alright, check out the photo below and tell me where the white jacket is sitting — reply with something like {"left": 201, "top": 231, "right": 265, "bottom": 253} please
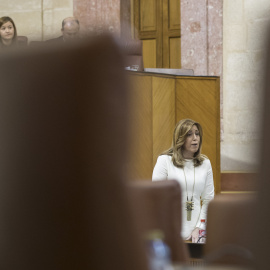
{"left": 152, "top": 155, "right": 215, "bottom": 239}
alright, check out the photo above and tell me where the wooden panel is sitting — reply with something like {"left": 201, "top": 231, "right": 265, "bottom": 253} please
{"left": 152, "top": 77, "right": 175, "bottom": 166}
{"left": 169, "top": 37, "right": 181, "bottom": 68}
{"left": 133, "top": 0, "right": 180, "bottom": 68}
{"left": 176, "top": 77, "right": 220, "bottom": 193}
{"left": 163, "top": 0, "right": 180, "bottom": 68}
{"left": 140, "top": 0, "right": 157, "bottom": 31}
{"left": 162, "top": 0, "right": 169, "bottom": 68}
{"left": 127, "top": 74, "right": 153, "bottom": 180}
{"left": 169, "top": 0, "right": 180, "bottom": 29}
{"left": 221, "top": 172, "right": 258, "bottom": 192}
{"left": 134, "top": 0, "right": 163, "bottom": 67}
{"left": 143, "top": 39, "right": 157, "bottom": 68}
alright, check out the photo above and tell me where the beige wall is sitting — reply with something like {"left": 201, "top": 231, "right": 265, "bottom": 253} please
{"left": 0, "top": 0, "right": 73, "bottom": 42}
{"left": 222, "top": 0, "right": 270, "bottom": 171}
{"left": 43, "top": 0, "right": 74, "bottom": 40}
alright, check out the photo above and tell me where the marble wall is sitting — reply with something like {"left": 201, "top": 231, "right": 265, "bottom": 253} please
{"left": 73, "top": 0, "right": 121, "bottom": 36}
{"left": 181, "top": 0, "right": 224, "bottom": 138}
{"left": 181, "top": 0, "right": 223, "bottom": 76}
{"left": 222, "top": 0, "right": 270, "bottom": 171}
{"left": 0, "top": 0, "right": 73, "bottom": 42}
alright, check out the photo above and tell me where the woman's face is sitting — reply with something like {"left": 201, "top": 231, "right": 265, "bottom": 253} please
{"left": 0, "top": 21, "right": 15, "bottom": 41}
{"left": 182, "top": 125, "right": 200, "bottom": 158}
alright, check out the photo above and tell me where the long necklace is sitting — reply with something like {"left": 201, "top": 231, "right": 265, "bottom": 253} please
{"left": 183, "top": 165, "right": 195, "bottom": 221}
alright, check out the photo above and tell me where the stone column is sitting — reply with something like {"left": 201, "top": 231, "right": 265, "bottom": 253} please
{"left": 181, "top": 0, "right": 223, "bottom": 138}
{"left": 181, "top": 0, "right": 208, "bottom": 75}
{"left": 181, "top": 0, "right": 222, "bottom": 77}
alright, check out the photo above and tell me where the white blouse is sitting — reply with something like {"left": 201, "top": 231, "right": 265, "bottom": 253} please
{"left": 152, "top": 155, "right": 214, "bottom": 239}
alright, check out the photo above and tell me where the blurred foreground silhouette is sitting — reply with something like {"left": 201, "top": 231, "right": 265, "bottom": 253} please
{"left": 0, "top": 35, "right": 148, "bottom": 270}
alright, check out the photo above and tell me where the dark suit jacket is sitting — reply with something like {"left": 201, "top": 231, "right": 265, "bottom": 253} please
{"left": 45, "top": 36, "right": 64, "bottom": 43}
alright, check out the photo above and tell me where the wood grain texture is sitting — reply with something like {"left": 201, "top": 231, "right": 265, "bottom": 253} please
{"left": 142, "top": 40, "right": 157, "bottom": 68}
{"left": 140, "top": 0, "right": 157, "bottom": 31}
{"left": 163, "top": 0, "right": 181, "bottom": 68}
{"left": 170, "top": 37, "right": 181, "bottom": 68}
{"left": 152, "top": 77, "right": 175, "bottom": 166}
{"left": 169, "top": 0, "right": 180, "bottom": 30}
{"left": 134, "top": 0, "right": 180, "bottom": 68}
{"left": 128, "top": 74, "right": 153, "bottom": 180}
{"left": 221, "top": 172, "right": 258, "bottom": 192}
{"left": 176, "top": 77, "right": 220, "bottom": 192}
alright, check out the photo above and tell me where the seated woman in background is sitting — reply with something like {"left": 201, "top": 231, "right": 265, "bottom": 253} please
{"left": 152, "top": 118, "right": 214, "bottom": 243}
{"left": 0, "top": 16, "right": 18, "bottom": 48}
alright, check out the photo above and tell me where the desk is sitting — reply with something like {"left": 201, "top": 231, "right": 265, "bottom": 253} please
{"left": 184, "top": 242, "right": 253, "bottom": 269}
{"left": 173, "top": 265, "right": 251, "bottom": 270}
{"left": 186, "top": 242, "right": 204, "bottom": 259}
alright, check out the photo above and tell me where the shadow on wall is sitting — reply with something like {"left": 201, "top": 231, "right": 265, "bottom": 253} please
{"left": 221, "top": 155, "right": 259, "bottom": 172}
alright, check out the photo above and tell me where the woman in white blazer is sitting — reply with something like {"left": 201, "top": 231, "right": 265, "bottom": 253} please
{"left": 152, "top": 118, "right": 214, "bottom": 243}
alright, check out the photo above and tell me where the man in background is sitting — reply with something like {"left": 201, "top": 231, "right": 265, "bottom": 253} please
{"left": 46, "top": 17, "right": 80, "bottom": 43}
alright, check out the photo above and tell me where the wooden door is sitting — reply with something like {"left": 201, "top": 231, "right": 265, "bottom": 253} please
{"left": 133, "top": 0, "right": 181, "bottom": 68}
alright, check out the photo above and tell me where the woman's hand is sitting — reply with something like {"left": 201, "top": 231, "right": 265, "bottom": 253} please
{"left": 186, "top": 227, "right": 200, "bottom": 243}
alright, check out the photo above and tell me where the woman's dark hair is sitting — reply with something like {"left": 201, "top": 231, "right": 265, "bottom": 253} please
{"left": 0, "top": 16, "right": 17, "bottom": 46}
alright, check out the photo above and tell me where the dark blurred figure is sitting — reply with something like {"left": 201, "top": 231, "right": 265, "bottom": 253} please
{"left": 0, "top": 16, "right": 17, "bottom": 49}
{"left": 252, "top": 29, "right": 270, "bottom": 270}
{"left": 46, "top": 17, "right": 80, "bottom": 43}
{"left": 0, "top": 34, "right": 148, "bottom": 270}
